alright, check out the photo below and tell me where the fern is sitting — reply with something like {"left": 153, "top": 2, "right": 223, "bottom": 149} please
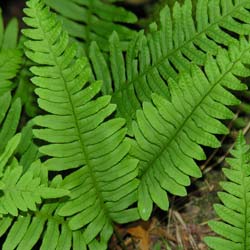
{"left": 205, "top": 131, "right": 250, "bottom": 250}
{"left": 0, "top": 156, "right": 69, "bottom": 217}
{"left": 0, "top": 116, "right": 70, "bottom": 250}
{"left": 0, "top": 134, "right": 21, "bottom": 178}
{"left": 0, "top": 96, "right": 72, "bottom": 250}
{"left": 0, "top": 93, "right": 21, "bottom": 154}
{"left": 22, "top": 0, "right": 139, "bottom": 248}
{"left": 44, "top": 0, "right": 138, "bottom": 53}
{"left": 0, "top": 173, "right": 80, "bottom": 250}
{"left": 1, "top": 0, "right": 250, "bottom": 249}
{"left": 130, "top": 39, "right": 250, "bottom": 220}
{"left": 90, "top": 0, "right": 250, "bottom": 130}
{"left": 0, "top": 93, "right": 68, "bottom": 216}
{"left": 17, "top": 120, "right": 41, "bottom": 172}
{"left": 0, "top": 10, "right": 22, "bottom": 95}
{"left": 14, "top": 54, "right": 39, "bottom": 117}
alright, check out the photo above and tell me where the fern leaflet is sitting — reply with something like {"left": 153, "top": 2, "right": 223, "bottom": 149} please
{"left": 0, "top": 93, "right": 21, "bottom": 154}
{"left": 205, "top": 131, "right": 250, "bottom": 250}
{"left": 0, "top": 10, "right": 22, "bottom": 95}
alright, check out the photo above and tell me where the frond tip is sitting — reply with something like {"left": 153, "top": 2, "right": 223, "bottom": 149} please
{"left": 205, "top": 131, "right": 250, "bottom": 250}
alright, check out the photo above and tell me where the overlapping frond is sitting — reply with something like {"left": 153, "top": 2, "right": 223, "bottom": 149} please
{"left": 0, "top": 134, "right": 21, "bottom": 178}
{"left": 0, "top": 115, "right": 69, "bottom": 219}
{"left": 0, "top": 157, "right": 69, "bottom": 217}
{"left": 90, "top": 0, "right": 250, "bottom": 131}
{"left": 0, "top": 50, "right": 22, "bottom": 95}
{"left": 205, "top": 132, "right": 250, "bottom": 250}
{"left": 0, "top": 9, "right": 19, "bottom": 50}
{"left": 17, "top": 120, "right": 41, "bottom": 172}
{"left": 0, "top": 175, "right": 82, "bottom": 250}
{"left": 23, "top": 0, "right": 139, "bottom": 248}
{"left": 14, "top": 58, "right": 39, "bottom": 117}
{"left": 0, "top": 9, "right": 22, "bottom": 95}
{"left": 0, "top": 92, "right": 21, "bottom": 154}
{"left": 130, "top": 39, "right": 250, "bottom": 220}
{"left": 44, "top": 0, "right": 137, "bottom": 52}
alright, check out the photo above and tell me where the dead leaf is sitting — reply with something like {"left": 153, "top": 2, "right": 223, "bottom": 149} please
{"left": 127, "top": 221, "right": 152, "bottom": 250}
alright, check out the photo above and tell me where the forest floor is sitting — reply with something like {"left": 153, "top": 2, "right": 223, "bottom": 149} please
{"left": 2, "top": 0, "right": 250, "bottom": 249}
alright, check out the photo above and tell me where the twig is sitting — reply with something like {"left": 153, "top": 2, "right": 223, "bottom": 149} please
{"left": 173, "top": 211, "right": 199, "bottom": 250}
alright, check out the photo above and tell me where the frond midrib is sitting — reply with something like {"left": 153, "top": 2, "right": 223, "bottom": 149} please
{"left": 35, "top": 8, "right": 110, "bottom": 221}
{"left": 112, "top": 1, "right": 247, "bottom": 105}
{"left": 140, "top": 45, "right": 249, "bottom": 177}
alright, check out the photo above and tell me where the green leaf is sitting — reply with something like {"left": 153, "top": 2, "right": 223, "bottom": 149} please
{"left": 205, "top": 131, "right": 250, "bottom": 249}
{"left": 0, "top": 133, "right": 21, "bottom": 176}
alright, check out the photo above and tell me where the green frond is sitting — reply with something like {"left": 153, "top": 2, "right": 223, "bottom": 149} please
{"left": 17, "top": 120, "right": 41, "bottom": 172}
{"left": 0, "top": 133, "right": 21, "bottom": 177}
{"left": 23, "top": 0, "right": 139, "bottom": 248}
{"left": 90, "top": 0, "right": 250, "bottom": 131}
{"left": 0, "top": 175, "right": 82, "bottom": 250}
{"left": 0, "top": 50, "right": 22, "bottom": 95}
{"left": 0, "top": 159, "right": 69, "bottom": 217}
{"left": 0, "top": 9, "right": 19, "bottom": 49}
{"left": 44, "top": 0, "right": 137, "bottom": 52}
{"left": 0, "top": 93, "right": 22, "bottom": 154}
{"left": 14, "top": 53, "right": 39, "bottom": 117}
{"left": 0, "top": 10, "right": 22, "bottom": 95}
{"left": 130, "top": 39, "right": 250, "bottom": 220}
{"left": 204, "top": 131, "right": 250, "bottom": 250}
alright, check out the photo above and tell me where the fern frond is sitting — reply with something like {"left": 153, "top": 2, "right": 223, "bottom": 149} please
{"left": 23, "top": 0, "right": 139, "bottom": 248}
{"left": 0, "top": 174, "right": 82, "bottom": 250}
{"left": 0, "top": 137, "right": 71, "bottom": 250}
{"left": 130, "top": 39, "right": 250, "bottom": 220}
{"left": 0, "top": 93, "right": 21, "bottom": 154}
{"left": 0, "top": 133, "right": 21, "bottom": 177}
{"left": 17, "top": 120, "right": 41, "bottom": 171}
{"left": 0, "top": 10, "right": 22, "bottom": 95}
{"left": 0, "top": 9, "right": 19, "bottom": 49}
{"left": 90, "top": 0, "right": 250, "bottom": 130}
{"left": 44, "top": 0, "right": 137, "bottom": 52}
{"left": 0, "top": 158, "right": 69, "bottom": 217}
{"left": 0, "top": 50, "right": 22, "bottom": 95}
{"left": 14, "top": 55, "right": 39, "bottom": 117}
{"left": 205, "top": 131, "right": 250, "bottom": 250}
